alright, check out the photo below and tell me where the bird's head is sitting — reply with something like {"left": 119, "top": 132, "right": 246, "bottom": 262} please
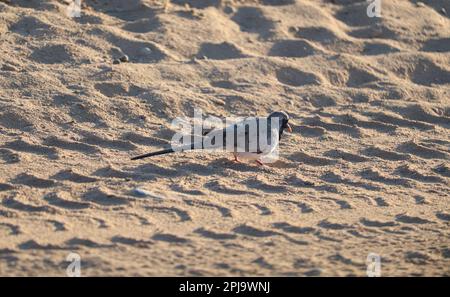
{"left": 267, "top": 111, "right": 292, "bottom": 138}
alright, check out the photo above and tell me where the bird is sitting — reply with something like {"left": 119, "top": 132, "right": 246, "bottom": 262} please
{"left": 131, "top": 111, "right": 293, "bottom": 166}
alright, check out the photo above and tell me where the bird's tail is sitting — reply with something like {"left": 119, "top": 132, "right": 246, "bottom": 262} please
{"left": 130, "top": 148, "right": 175, "bottom": 160}
{"left": 131, "top": 142, "right": 202, "bottom": 160}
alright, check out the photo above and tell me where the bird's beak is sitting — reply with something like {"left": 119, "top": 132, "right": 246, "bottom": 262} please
{"left": 286, "top": 123, "right": 293, "bottom": 133}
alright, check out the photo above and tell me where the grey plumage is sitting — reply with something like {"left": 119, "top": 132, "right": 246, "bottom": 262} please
{"left": 131, "top": 111, "right": 292, "bottom": 162}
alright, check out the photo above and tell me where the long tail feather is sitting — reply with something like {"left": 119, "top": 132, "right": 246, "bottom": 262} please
{"left": 131, "top": 142, "right": 203, "bottom": 161}
{"left": 131, "top": 148, "right": 175, "bottom": 160}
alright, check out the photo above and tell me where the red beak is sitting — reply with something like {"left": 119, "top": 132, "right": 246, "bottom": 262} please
{"left": 286, "top": 123, "right": 293, "bottom": 133}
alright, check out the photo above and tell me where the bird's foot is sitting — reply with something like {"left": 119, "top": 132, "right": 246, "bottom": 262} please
{"left": 233, "top": 154, "right": 241, "bottom": 163}
{"left": 255, "top": 160, "right": 265, "bottom": 166}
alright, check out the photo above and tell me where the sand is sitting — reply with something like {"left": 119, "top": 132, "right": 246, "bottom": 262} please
{"left": 0, "top": 0, "right": 449, "bottom": 276}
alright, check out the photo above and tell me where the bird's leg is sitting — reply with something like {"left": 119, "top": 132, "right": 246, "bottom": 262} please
{"left": 255, "top": 159, "right": 265, "bottom": 166}
{"left": 233, "top": 153, "right": 241, "bottom": 163}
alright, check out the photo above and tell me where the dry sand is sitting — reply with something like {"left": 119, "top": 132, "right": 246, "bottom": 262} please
{"left": 0, "top": 0, "right": 449, "bottom": 276}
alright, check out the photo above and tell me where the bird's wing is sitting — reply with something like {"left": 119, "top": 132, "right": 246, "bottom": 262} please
{"left": 206, "top": 117, "right": 270, "bottom": 154}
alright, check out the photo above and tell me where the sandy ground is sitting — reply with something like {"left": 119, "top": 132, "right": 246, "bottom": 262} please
{"left": 0, "top": 0, "right": 449, "bottom": 276}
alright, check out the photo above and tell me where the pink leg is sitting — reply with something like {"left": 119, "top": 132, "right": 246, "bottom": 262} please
{"left": 233, "top": 154, "right": 241, "bottom": 163}
{"left": 255, "top": 159, "right": 264, "bottom": 166}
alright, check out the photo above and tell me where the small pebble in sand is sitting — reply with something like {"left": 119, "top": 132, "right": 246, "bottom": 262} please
{"left": 441, "top": 8, "right": 447, "bottom": 15}
{"left": 416, "top": 2, "right": 425, "bottom": 8}
{"left": 133, "top": 188, "right": 151, "bottom": 197}
{"left": 1, "top": 64, "right": 18, "bottom": 71}
{"left": 133, "top": 188, "right": 160, "bottom": 198}
{"left": 223, "top": 6, "right": 235, "bottom": 14}
{"left": 119, "top": 55, "right": 129, "bottom": 62}
{"left": 140, "top": 47, "right": 152, "bottom": 56}
{"left": 288, "top": 26, "right": 299, "bottom": 33}
{"left": 113, "top": 59, "right": 121, "bottom": 64}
